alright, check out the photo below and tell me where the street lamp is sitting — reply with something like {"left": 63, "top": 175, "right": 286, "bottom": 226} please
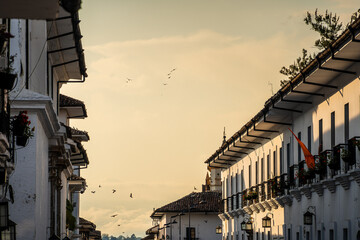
{"left": 187, "top": 200, "right": 206, "bottom": 240}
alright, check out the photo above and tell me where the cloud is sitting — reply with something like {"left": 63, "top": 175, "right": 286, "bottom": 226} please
{"left": 62, "top": 29, "right": 317, "bottom": 237}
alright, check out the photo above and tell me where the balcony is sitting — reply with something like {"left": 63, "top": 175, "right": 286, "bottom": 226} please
{"left": 220, "top": 140, "right": 360, "bottom": 216}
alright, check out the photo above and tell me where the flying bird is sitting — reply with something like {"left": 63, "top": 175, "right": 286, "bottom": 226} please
{"left": 130, "top": 193, "right": 133, "bottom": 198}
{"left": 98, "top": 185, "right": 101, "bottom": 188}
{"left": 112, "top": 189, "right": 116, "bottom": 193}
{"left": 163, "top": 83, "right": 168, "bottom": 86}
{"left": 110, "top": 214, "right": 118, "bottom": 217}
{"left": 91, "top": 191, "right": 96, "bottom": 194}
{"left": 118, "top": 224, "right": 121, "bottom": 227}
{"left": 194, "top": 186, "right": 197, "bottom": 190}
{"left": 126, "top": 78, "right": 133, "bottom": 83}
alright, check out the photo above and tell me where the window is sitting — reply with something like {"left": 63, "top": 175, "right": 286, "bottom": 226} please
{"left": 261, "top": 232, "right": 264, "bottom": 240}
{"left": 261, "top": 158, "right": 264, "bottom": 182}
{"left": 307, "top": 126, "right": 311, "bottom": 153}
{"left": 331, "top": 112, "right": 335, "bottom": 147}
{"left": 288, "top": 228, "right": 292, "bottom": 240}
{"left": 241, "top": 170, "right": 244, "bottom": 191}
{"left": 343, "top": 228, "right": 348, "bottom": 240}
{"left": 280, "top": 147, "right": 283, "bottom": 175}
{"left": 317, "top": 230, "right": 321, "bottom": 240}
{"left": 249, "top": 165, "right": 252, "bottom": 187}
{"left": 329, "top": 229, "right": 334, "bottom": 240}
{"left": 186, "top": 227, "right": 195, "bottom": 240}
{"left": 345, "top": 103, "right": 349, "bottom": 142}
{"left": 267, "top": 154, "right": 270, "bottom": 180}
{"left": 256, "top": 232, "right": 259, "bottom": 240}
{"left": 273, "top": 149, "right": 277, "bottom": 176}
{"left": 319, "top": 119, "right": 323, "bottom": 152}
{"left": 296, "top": 232, "right": 299, "bottom": 240}
{"left": 287, "top": 143, "right": 290, "bottom": 173}
{"left": 256, "top": 161, "right": 258, "bottom": 185}
{"left": 268, "top": 231, "right": 271, "bottom": 240}
{"left": 298, "top": 132, "right": 302, "bottom": 163}
{"left": 306, "top": 231, "right": 310, "bottom": 240}
{"left": 236, "top": 174, "right": 238, "bottom": 193}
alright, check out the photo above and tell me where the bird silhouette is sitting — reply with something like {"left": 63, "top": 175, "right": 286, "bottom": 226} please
{"left": 163, "top": 83, "right": 168, "bottom": 86}
{"left": 130, "top": 193, "right": 133, "bottom": 198}
{"left": 110, "top": 214, "right": 118, "bottom": 217}
{"left": 112, "top": 189, "right": 116, "bottom": 193}
{"left": 126, "top": 78, "right": 133, "bottom": 83}
{"left": 118, "top": 224, "right": 121, "bottom": 227}
{"left": 99, "top": 185, "right": 101, "bottom": 188}
{"left": 91, "top": 191, "right": 96, "bottom": 193}
{"left": 194, "top": 186, "right": 197, "bottom": 190}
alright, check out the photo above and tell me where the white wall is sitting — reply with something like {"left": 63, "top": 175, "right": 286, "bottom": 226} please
{"left": 158, "top": 212, "right": 222, "bottom": 240}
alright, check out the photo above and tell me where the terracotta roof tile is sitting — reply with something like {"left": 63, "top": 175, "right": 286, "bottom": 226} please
{"left": 152, "top": 191, "right": 222, "bottom": 216}
{"left": 59, "top": 94, "right": 87, "bottom": 117}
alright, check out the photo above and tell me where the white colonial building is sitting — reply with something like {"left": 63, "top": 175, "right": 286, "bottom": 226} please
{"left": 205, "top": 17, "right": 360, "bottom": 240}
{"left": 0, "top": 0, "right": 94, "bottom": 239}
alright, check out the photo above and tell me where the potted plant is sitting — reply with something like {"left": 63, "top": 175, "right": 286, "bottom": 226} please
{"left": 314, "top": 155, "right": 327, "bottom": 174}
{"left": 305, "top": 167, "right": 316, "bottom": 182}
{"left": 12, "top": 111, "right": 35, "bottom": 147}
{"left": 341, "top": 148, "right": 352, "bottom": 163}
{"left": 0, "top": 27, "right": 13, "bottom": 55}
{"left": 351, "top": 138, "right": 360, "bottom": 151}
{"left": 0, "top": 55, "right": 16, "bottom": 90}
{"left": 295, "top": 168, "right": 306, "bottom": 181}
{"left": 328, "top": 154, "right": 340, "bottom": 170}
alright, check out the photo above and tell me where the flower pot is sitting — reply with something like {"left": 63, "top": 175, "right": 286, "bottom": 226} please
{"left": 0, "top": 72, "right": 16, "bottom": 90}
{"left": 13, "top": 120, "right": 25, "bottom": 136}
{"left": 16, "top": 136, "right": 28, "bottom": 147}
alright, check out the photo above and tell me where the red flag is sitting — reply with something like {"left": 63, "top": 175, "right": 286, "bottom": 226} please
{"left": 288, "top": 128, "right": 315, "bottom": 169}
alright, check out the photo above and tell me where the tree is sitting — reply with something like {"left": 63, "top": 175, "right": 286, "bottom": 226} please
{"left": 304, "top": 9, "right": 343, "bottom": 50}
{"left": 280, "top": 49, "right": 315, "bottom": 87}
{"left": 279, "top": 8, "right": 359, "bottom": 87}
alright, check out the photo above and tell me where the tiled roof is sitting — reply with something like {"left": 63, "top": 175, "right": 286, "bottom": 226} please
{"left": 69, "top": 175, "right": 85, "bottom": 181}
{"left": 60, "top": 94, "right": 84, "bottom": 107}
{"left": 59, "top": 94, "right": 87, "bottom": 117}
{"left": 152, "top": 191, "right": 222, "bottom": 216}
{"left": 79, "top": 217, "right": 96, "bottom": 229}
{"left": 70, "top": 127, "right": 89, "bottom": 140}
{"left": 62, "top": 124, "right": 90, "bottom": 141}
{"left": 89, "top": 230, "right": 101, "bottom": 238}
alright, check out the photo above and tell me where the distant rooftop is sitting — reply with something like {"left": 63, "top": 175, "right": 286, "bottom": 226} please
{"left": 151, "top": 191, "right": 222, "bottom": 218}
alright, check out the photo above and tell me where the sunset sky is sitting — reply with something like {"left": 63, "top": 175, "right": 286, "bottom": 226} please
{"left": 61, "top": 0, "right": 359, "bottom": 237}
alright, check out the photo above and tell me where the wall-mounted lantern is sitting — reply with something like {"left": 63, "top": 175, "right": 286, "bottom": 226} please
{"left": 303, "top": 211, "right": 313, "bottom": 225}
{"left": 262, "top": 216, "right": 271, "bottom": 228}
{"left": 241, "top": 221, "right": 252, "bottom": 231}
{"left": 0, "top": 202, "right": 9, "bottom": 229}
{"left": 0, "top": 219, "right": 16, "bottom": 240}
{"left": 216, "top": 226, "right": 222, "bottom": 234}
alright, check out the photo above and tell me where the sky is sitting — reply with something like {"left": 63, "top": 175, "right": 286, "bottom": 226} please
{"left": 61, "top": 0, "right": 359, "bottom": 237}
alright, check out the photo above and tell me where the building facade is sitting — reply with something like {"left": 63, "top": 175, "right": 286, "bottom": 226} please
{"left": 0, "top": 1, "right": 93, "bottom": 239}
{"left": 206, "top": 17, "right": 360, "bottom": 240}
{"left": 147, "top": 191, "right": 222, "bottom": 240}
